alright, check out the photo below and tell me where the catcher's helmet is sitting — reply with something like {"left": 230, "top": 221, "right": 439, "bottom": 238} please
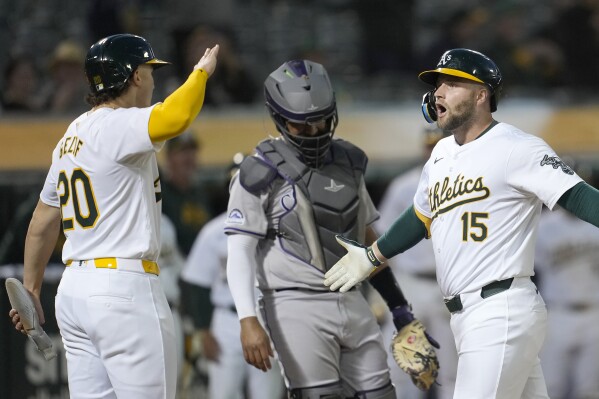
{"left": 418, "top": 48, "right": 502, "bottom": 122}
{"left": 264, "top": 59, "right": 338, "bottom": 168}
{"left": 85, "top": 34, "right": 170, "bottom": 95}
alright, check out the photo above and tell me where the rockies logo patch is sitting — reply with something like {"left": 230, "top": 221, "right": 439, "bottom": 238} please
{"left": 540, "top": 154, "right": 574, "bottom": 175}
{"left": 226, "top": 209, "right": 245, "bottom": 225}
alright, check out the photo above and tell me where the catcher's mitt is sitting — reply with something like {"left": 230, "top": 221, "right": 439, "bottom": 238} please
{"left": 391, "top": 319, "right": 439, "bottom": 391}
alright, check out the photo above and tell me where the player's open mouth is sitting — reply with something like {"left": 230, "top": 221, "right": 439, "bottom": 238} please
{"left": 436, "top": 104, "right": 447, "bottom": 118}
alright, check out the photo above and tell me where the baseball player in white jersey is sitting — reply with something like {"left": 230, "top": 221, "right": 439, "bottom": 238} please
{"left": 8, "top": 34, "right": 218, "bottom": 399}
{"left": 376, "top": 127, "right": 457, "bottom": 399}
{"left": 157, "top": 214, "right": 187, "bottom": 389}
{"left": 181, "top": 212, "right": 285, "bottom": 399}
{"left": 225, "top": 60, "right": 439, "bottom": 399}
{"left": 535, "top": 197, "right": 599, "bottom": 399}
{"left": 325, "top": 48, "right": 599, "bottom": 398}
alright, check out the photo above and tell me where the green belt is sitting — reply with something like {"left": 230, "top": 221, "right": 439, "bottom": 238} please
{"left": 444, "top": 277, "right": 515, "bottom": 313}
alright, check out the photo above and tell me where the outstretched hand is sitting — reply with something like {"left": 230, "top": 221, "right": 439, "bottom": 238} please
{"left": 194, "top": 45, "right": 220, "bottom": 77}
{"left": 323, "top": 235, "right": 379, "bottom": 292}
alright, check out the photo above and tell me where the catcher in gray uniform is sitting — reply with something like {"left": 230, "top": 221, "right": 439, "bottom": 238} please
{"left": 224, "top": 60, "right": 438, "bottom": 399}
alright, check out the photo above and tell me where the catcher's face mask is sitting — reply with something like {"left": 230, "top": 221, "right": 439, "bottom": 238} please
{"left": 264, "top": 59, "right": 339, "bottom": 168}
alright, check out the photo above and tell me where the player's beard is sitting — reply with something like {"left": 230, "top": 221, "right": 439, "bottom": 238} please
{"left": 437, "top": 95, "right": 476, "bottom": 132}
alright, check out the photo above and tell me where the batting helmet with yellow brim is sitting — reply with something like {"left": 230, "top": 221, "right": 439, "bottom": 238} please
{"left": 418, "top": 48, "right": 502, "bottom": 122}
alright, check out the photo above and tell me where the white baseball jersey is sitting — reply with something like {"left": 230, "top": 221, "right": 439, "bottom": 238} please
{"left": 46, "top": 106, "right": 176, "bottom": 399}
{"left": 40, "top": 106, "right": 164, "bottom": 263}
{"left": 414, "top": 122, "right": 583, "bottom": 297}
{"left": 181, "top": 213, "right": 234, "bottom": 308}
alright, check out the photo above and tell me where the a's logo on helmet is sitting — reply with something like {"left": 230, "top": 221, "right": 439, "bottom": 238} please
{"left": 439, "top": 53, "right": 452, "bottom": 66}
{"left": 93, "top": 75, "right": 102, "bottom": 84}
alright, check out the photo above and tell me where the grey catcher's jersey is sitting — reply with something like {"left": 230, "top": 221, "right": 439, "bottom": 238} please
{"left": 414, "top": 122, "right": 583, "bottom": 297}
{"left": 224, "top": 143, "right": 379, "bottom": 291}
{"left": 40, "top": 106, "right": 165, "bottom": 263}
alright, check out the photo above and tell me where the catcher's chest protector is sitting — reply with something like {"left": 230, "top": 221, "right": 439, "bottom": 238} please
{"left": 257, "top": 139, "right": 366, "bottom": 271}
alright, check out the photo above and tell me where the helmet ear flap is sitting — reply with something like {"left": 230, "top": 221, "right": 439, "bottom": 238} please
{"left": 421, "top": 89, "right": 437, "bottom": 123}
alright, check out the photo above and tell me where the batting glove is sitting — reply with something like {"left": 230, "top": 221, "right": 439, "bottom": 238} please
{"left": 5, "top": 278, "right": 56, "bottom": 360}
{"left": 324, "top": 235, "right": 381, "bottom": 293}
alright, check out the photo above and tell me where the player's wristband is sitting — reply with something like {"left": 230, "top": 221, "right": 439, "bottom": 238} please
{"left": 366, "top": 246, "right": 382, "bottom": 267}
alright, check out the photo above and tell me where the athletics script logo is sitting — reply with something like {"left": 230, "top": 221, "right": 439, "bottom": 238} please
{"left": 540, "top": 154, "right": 574, "bottom": 175}
{"left": 428, "top": 174, "right": 490, "bottom": 219}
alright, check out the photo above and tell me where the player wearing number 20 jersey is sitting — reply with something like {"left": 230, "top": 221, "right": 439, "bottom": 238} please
{"left": 7, "top": 34, "right": 219, "bottom": 399}
{"left": 41, "top": 107, "right": 164, "bottom": 262}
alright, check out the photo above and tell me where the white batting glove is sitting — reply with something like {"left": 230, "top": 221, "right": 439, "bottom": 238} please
{"left": 5, "top": 278, "right": 56, "bottom": 360}
{"left": 324, "top": 235, "right": 381, "bottom": 293}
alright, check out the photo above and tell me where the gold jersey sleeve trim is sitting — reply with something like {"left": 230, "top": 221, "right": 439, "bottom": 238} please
{"left": 148, "top": 69, "right": 209, "bottom": 142}
{"left": 414, "top": 208, "right": 432, "bottom": 238}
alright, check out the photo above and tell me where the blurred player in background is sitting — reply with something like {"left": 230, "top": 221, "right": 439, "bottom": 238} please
{"left": 157, "top": 213, "right": 187, "bottom": 391}
{"left": 535, "top": 167, "right": 599, "bottom": 399}
{"left": 180, "top": 153, "right": 285, "bottom": 399}
{"left": 376, "top": 126, "right": 457, "bottom": 399}
{"left": 161, "top": 132, "right": 214, "bottom": 256}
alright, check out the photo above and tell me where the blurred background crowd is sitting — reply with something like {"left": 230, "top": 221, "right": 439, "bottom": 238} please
{"left": 2, "top": 0, "right": 599, "bottom": 113}
{"left": 1, "top": 0, "right": 599, "bottom": 398}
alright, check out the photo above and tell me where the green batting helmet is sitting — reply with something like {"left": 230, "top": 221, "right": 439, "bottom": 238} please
{"left": 85, "top": 34, "right": 170, "bottom": 94}
{"left": 419, "top": 48, "right": 502, "bottom": 112}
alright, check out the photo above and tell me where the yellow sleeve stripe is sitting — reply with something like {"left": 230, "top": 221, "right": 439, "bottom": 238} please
{"left": 414, "top": 208, "right": 432, "bottom": 238}
{"left": 148, "top": 69, "right": 209, "bottom": 142}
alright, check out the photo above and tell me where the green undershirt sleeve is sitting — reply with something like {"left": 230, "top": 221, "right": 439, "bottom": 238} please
{"left": 376, "top": 205, "right": 428, "bottom": 260}
{"left": 556, "top": 181, "right": 599, "bottom": 227}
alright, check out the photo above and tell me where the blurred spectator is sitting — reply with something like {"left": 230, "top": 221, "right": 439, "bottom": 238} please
{"left": 416, "top": 7, "right": 489, "bottom": 72}
{"left": 166, "top": 25, "right": 258, "bottom": 106}
{"left": 1, "top": 55, "right": 44, "bottom": 112}
{"left": 40, "top": 39, "right": 88, "bottom": 114}
{"left": 548, "top": 0, "right": 599, "bottom": 90}
{"left": 482, "top": 3, "right": 565, "bottom": 91}
{"left": 87, "top": 0, "right": 141, "bottom": 42}
{"left": 355, "top": 0, "right": 415, "bottom": 74}
{"left": 0, "top": 193, "right": 65, "bottom": 265}
{"left": 160, "top": 132, "right": 214, "bottom": 256}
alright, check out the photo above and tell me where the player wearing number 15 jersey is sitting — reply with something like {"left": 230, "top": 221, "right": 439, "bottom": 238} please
{"left": 324, "top": 48, "right": 599, "bottom": 398}
{"left": 8, "top": 34, "right": 218, "bottom": 399}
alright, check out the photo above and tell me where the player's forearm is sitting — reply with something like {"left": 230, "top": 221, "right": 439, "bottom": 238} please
{"left": 368, "top": 267, "right": 408, "bottom": 309}
{"left": 148, "top": 69, "right": 209, "bottom": 142}
{"left": 376, "top": 205, "right": 427, "bottom": 260}
{"left": 226, "top": 234, "right": 259, "bottom": 319}
{"left": 557, "top": 181, "right": 599, "bottom": 227}
{"left": 23, "top": 201, "right": 62, "bottom": 295}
